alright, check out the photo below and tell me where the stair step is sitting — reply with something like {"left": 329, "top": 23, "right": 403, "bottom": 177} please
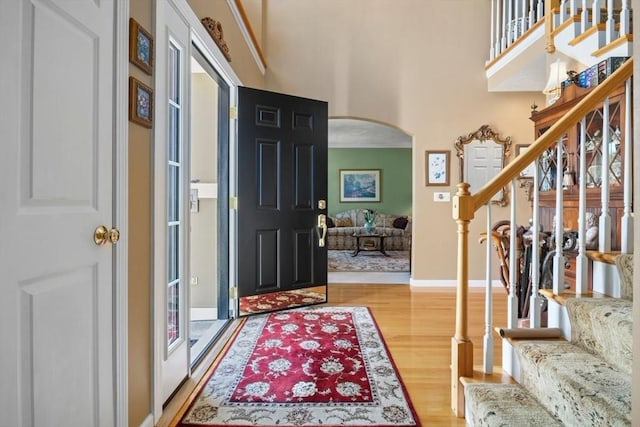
{"left": 514, "top": 340, "right": 631, "bottom": 425}
{"left": 565, "top": 298, "right": 633, "bottom": 374}
{"left": 539, "top": 288, "right": 607, "bottom": 305}
{"left": 464, "top": 383, "right": 562, "bottom": 426}
{"left": 586, "top": 250, "right": 620, "bottom": 264}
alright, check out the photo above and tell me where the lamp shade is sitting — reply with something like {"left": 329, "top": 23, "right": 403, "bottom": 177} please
{"left": 543, "top": 60, "right": 567, "bottom": 95}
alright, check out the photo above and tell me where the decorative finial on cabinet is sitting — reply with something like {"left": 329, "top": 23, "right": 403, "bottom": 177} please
{"left": 530, "top": 101, "right": 538, "bottom": 113}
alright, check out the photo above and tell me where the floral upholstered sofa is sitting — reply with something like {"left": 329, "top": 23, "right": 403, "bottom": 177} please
{"left": 327, "top": 209, "right": 411, "bottom": 250}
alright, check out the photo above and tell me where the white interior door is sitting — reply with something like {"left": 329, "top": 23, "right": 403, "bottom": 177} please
{"left": 0, "top": 1, "right": 116, "bottom": 426}
{"left": 155, "top": 0, "right": 191, "bottom": 406}
{"left": 464, "top": 141, "right": 505, "bottom": 201}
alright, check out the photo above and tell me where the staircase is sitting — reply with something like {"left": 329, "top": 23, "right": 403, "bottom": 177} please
{"left": 450, "top": 2, "right": 635, "bottom": 423}
{"left": 464, "top": 254, "right": 633, "bottom": 425}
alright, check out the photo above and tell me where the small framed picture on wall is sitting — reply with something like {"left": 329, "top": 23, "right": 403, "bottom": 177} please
{"left": 339, "top": 169, "right": 381, "bottom": 202}
{"left": 425, "top": 150, "right": 450, "bottom": 186}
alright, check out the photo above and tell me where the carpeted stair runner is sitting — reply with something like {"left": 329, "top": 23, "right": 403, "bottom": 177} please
{"left": 464, "top": 383, "right": 562, "bottom": 426}
{"left": 564, "top": 298, "right": 633, "bottom": 374}
{"left": 464, "top": 297, "right": 632, "bottom": 426}
{"left": 514, "top": 339, "right": 631, "bottom": 426}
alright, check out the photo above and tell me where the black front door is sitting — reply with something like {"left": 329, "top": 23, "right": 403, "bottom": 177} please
{"left": 237, "top": 87, "right": 328, "bottom": 316}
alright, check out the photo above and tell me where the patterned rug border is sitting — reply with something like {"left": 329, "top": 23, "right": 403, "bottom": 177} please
{"left": 177, "top": 306, "right": 421, "bottom": 427}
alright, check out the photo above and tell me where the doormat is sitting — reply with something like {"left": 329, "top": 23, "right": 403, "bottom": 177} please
{"left": 328, "top": 250, "right": 410, "bottom": 272}
{"left": 178, "top": 306, "right": 420, "bottom": 426}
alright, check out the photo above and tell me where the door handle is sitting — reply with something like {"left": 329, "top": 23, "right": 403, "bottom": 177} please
{"left": 317, "top": 214, "right": 327, "bottom": 248}
{"left": 94, "top": 225, "right": 120, "bottom": 245}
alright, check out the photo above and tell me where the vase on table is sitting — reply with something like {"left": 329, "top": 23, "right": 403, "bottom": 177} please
{"left": 364, "top": 220, "right": 376, "bottom": 234}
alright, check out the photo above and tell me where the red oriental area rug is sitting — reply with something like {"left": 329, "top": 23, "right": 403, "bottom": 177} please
{"left": 179, "top": 306, "right": 420, "bottom": 426}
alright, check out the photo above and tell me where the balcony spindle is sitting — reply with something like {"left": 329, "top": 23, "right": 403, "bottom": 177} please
{"left": 553, "top": 139, "right": 565, "bottom": 295}
{"left": 490, "top": 0, "right": 497, "bottom": 60}
{"left": 581, "top": 0, "right": 591, "bottom": 32}
{"left": 529, "top": 0, "right": 536, "bottom": 27}
{"left": 507, "top": 0, "right": 514, "bottom": 44}
{"left": 605, "top": 0, "right": 617, "bottom": 43}
{"left": 621, "top": 79, "right": 633, "bottom": 252}
{"left": 576, "top": 118, "right": 588, "bottom": 293}
{"left": 483, "top": 204, "right": 494, "bottom": 373}
{"left": 599, "top": 98, "right": 612, "bottom": 251}
{"left": 514, "top": 0, "right": 521, "bottom": 39}
{"left": 592, "top": 0, "right": 603, "bottom": 26}
{"left": 501, "top": 0, "right": 508, "bottom": 50}
{"left": 529, "top": 158, "right": 542, "bottom": 327}
{"left": 537, "top": 0, "right": 544, "bottom": 20}
{"left": 620, "top": 0, "right": 631, "bottom": 36}
{"left": 560, "top": 0, "right": 568, "bottom": 21}
{"left": 569, "top": 0, "right": 578, "bottom": 16}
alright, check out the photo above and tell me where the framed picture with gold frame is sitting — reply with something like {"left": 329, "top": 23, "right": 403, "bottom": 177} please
{"left": 129, "top": 18, "right": 154, "bottom": 75}
{"left": 129, "top": 77, "right": 153, "bottom": 128}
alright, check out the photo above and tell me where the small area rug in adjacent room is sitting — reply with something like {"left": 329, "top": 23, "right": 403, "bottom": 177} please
{"left": 328, "top": 250, "right": 410, "bottom": 272}
{"left": 178, "top": 306, "right": 420, "bottom": 426}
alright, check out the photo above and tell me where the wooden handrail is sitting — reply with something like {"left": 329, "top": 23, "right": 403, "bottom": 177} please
{"left": 472, "top": 58, "right": 633, "bottom": 211}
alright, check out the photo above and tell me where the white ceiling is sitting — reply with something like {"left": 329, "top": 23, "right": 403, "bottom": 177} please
{"left": 328, "top": 118, "right": 412, "bottom": 148}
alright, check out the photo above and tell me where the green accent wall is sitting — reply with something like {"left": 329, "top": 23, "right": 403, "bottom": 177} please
{"left": 328, "top": 148, "right": 412, "bottom": 216}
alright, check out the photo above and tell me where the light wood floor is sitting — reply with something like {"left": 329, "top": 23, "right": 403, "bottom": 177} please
{"left": 161, "top": 283, "right": 508, "bottom": 426}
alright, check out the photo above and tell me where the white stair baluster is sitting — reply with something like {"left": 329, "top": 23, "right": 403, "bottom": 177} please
{"left": 599, "top": 97, "right": 611, "bottom": 252}
{"left": 576, "top": 118, "right": 588, "bottom": 294}
{"left": 483, "top": 204, "right": 494, "bottom": 374}
{"left": 619, "top": 0, "right": 631, "bottom": 36}
{"left": 553, "top": 139, "right": 565, "bottom": 295}
{"left": 514, "top": 0, "right": 521, "bottom": 39}
{"left": 621, "top": 79, "right": 633, "bottom": 252}
{"left": 507, "top": 0, "right": 514, "bottom": 44}
{"left": 490, "top": 0, "right": 496, "bottom": 60}
{"left": 569, "top": 0, "right": 578, "bottom": 16}
{"left": 529, "top": 156, "right": 542, "bottom": 328}
{"left": 508, "top": 180, "right": 518, "bottom": 329}
{"left": 581, "top": 0, "right": 591, "bottom": 32}
{"left": 592, "top": 0, "right": 602, "bottom": 27}
{"left": 560, "top": 0, "right": 568, "bottom": 21}
{"left": 605, "top": 0, "right": 616, "bottom": 43}
{"left": 502, "top": 0, "right": 508, "bottom": 50}
{"left": 528, "top": 0, "right": 535, "bottom": 30}
{"left": 537, "top": 0, "right": 544, "bottom": 20}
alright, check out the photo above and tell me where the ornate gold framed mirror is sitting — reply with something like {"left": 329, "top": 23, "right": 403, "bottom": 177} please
{"left": 454, "top": 125, "right": 512, "bottom": 206}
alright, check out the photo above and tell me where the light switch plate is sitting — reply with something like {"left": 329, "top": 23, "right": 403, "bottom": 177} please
{"left": 434, "top": 192, "right": 451, "bottom": 202}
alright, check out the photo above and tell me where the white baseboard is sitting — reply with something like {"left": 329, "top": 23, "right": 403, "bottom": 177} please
{"left": 409, "top": 279, "right": 503, "bottom": 288}
{"left": 139, "top": 414, "right": 154, "bottom": 427}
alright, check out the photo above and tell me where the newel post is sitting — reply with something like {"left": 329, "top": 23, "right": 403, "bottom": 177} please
{"left": 451, "top": 182, "right": 475, "bottom": 417}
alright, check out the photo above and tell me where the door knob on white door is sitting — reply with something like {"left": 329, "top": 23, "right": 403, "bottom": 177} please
{"left": 94, "top": 225, "right": 120, "bottom": 245}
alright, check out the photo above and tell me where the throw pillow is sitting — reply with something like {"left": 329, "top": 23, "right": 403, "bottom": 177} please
{"left": 393, "top": 216, "right": 409, "bottom": 230}
{"left": 335, "top": 217, "right": 353, "bottom": 227}
{"left": 327, "top": 216, "right": 335, "bottom": 228}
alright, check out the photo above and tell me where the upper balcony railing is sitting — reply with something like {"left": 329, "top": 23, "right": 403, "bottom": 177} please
{"left": 489, "top": 0, "right": 632, "bottom": 64}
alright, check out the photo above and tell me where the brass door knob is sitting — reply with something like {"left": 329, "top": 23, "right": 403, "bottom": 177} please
{"left": 94, "top": 225, "right": 120, "bottom": 245}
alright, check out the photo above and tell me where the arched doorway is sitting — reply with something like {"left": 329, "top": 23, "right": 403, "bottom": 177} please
{"left": 327, "top": 118, "right": 413, "bottom": 284}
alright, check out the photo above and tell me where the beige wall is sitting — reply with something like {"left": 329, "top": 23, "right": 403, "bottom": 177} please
{"left": 128, "top": 1, "right": 153, "bottom": 425}
{"left": 261, "top": 0, "right": 545, "bottom": 280}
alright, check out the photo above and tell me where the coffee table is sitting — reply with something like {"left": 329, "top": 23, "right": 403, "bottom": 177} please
{"left": 351, "top": 233, "right": 389, "bottom": 257}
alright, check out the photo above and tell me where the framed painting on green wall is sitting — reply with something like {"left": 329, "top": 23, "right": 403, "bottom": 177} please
{"left": 339, "top": 169, "right": 381, "bottom": 202}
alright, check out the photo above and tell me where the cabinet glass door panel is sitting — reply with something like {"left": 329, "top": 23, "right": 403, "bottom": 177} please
{"left": 537, "top": 130, "right": 568, "bottom": 192}
{"left": 578, "top": 100, "right": 622, "bottom": 188}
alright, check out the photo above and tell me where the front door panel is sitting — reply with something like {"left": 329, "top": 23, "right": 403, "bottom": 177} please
{"left": 237, "top": 87, "right": 328, "bottom": 315}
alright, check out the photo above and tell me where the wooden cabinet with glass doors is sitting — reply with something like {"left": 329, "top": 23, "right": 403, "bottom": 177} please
{"left": 529, "top": 82, "right": 627, "bottom": 289}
